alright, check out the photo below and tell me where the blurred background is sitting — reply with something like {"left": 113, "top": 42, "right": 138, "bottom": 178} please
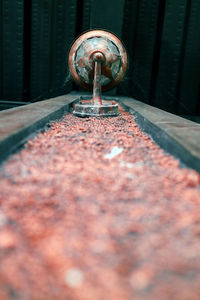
{"left": 0, "top": 0, "right": 200, "bottom": 117}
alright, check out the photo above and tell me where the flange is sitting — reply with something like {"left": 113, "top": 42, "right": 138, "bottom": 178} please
{"left": 73, "top": 100, "right": 119, "bottom": 117}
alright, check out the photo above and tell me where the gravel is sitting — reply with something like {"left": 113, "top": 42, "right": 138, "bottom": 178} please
{"left": 0, "top": 107, "right": 199, "bottom": 300}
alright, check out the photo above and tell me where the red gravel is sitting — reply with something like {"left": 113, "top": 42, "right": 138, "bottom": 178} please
{"left": 0, "top": 107, "right": 200, "bottom": 300}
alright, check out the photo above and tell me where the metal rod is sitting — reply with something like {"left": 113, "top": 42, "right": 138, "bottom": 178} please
{"left": 92, "top": 53, "right": 103, "bottom": 105}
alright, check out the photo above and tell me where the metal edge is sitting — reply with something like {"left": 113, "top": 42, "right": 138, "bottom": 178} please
{"left": 0, "top": 94, "right": 79, "bottom": 165}
{"left": 118, "top": 98, "right": 200, "bottom": 173}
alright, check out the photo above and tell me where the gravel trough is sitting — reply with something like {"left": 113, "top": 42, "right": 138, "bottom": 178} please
{"left": 0, "top": 105, "right": 200, "bottom": 300}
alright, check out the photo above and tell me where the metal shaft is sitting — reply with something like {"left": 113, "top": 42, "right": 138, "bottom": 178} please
{"left": 92, "top": 53, "right": 103, "bottom": 105}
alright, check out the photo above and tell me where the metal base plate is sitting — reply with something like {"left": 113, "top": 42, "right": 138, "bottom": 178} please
{"left": 73, "top": 101, "right": 119, "bottom": 117}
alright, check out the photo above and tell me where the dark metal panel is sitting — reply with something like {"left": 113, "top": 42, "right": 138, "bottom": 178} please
{"left": 1, "top": 0, "right": 24, "bottom": 100}
{"left": 30, "top": 0, "right": 77, "bottom": 101}
{"left": 118, "top": 0, "right": 139, "bottom": 96}
{"left": 23, "top": 0, "right": 32, "bottom": 101}
{"left": 90, "top": 0, "right": 125, "bottom": 39}
{"left": 119, "top": 0, "right": 200, "bottom": 116}
{"left": 178, "top": 0, "right": 200, "bottom": 115}
{"left": 121, "top": 0, "right": 139, "bottom": 55}
{"left": 49, "top": 0, "right": 77, "bottom": 98}
{"left": 154, "top": 0, "right": 188, "bottom": 113}
{"left": 0, "top": 94, "right": 78, "bottom": 164}
{"left": 0, "top": 0, "right": 199, "bottom": 116}
{"left": 0, "top": 0, "right": 3, "bottom": 99}
{"left": 30, "top": 0, "right": 52, "bottom": 100}
{"left": 127, "top": 0, "right": 161, "bottom": 103}
{"left": 82, "top": 0, "right": 91, "bottom": 32}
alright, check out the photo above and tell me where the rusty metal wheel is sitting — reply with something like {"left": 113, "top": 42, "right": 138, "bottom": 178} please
{"left": 68, "top": 30, "right": 128, "bottom": 92}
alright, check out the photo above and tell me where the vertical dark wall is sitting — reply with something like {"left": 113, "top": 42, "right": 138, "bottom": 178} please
{"left": 0, "top": 0, "right": 200, "bottom": 116}
{"left": 0, "top": 0, "right": 24, "bottom": 101}
{"left": 153, "top": 1, "right": 189, "bottom": 113}
{"left": 120, "top": 0, "right": 162, "bottom": 104}
{"left": 178, "top": 0, "right": 200, "bottom": 115}
{"left": 30, "top": 0, "right": 77, "bottom": 101}
{"left": 0, "top": 0, "right": 78, "bottom": 102}
{"left": 121, "top": 0, "right": 200, "bottom": 116}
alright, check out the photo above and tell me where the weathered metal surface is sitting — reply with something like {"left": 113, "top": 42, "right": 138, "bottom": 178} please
{"left": 68, "top": 30, "right": 127, "bottom": 92}
{"left": 0, "top": 95, "right": 79, "bottom": 164}
{"left": 92, "top": 53, "right": 104, "bottom": 105}
{"left": 69, "top": 30, "right": 127, "bottom": 117}
{"left": 73, "top": 100, "right": 119, "bottom": 118}
{"left": 0, "top": 91, "right": 199, "bottom": 172}
{"left": 0, "top": 100, "right": 30, "bottom": 111}
{"left": 119, "top": 96, "right": 200, "bottom": 172}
